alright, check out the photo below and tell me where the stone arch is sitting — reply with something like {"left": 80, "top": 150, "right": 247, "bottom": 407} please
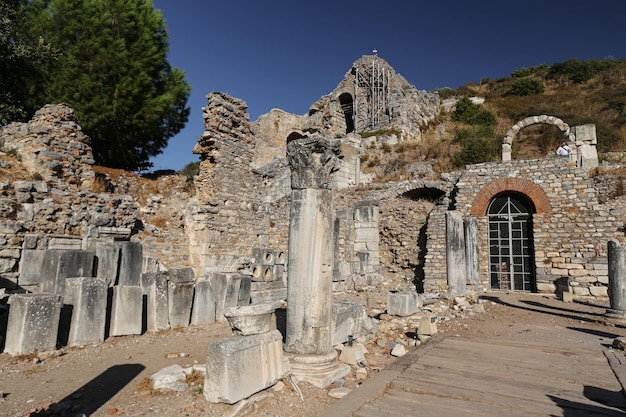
{"left": 338, "top": 92, "right": 355, "bottom": 134}
{"left": 470, "top": 178, "right": 552, "bottom": 215}
{"left": 502, "top": 115, "right": 574, "bottom": 161}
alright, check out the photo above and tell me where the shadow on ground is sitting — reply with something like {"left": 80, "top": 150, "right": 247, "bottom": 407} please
{"left": 548, "top": 385, "right": 626, "bottom": 416}
{"left": 28, "top": 363, "right": 145, "bottom": 416}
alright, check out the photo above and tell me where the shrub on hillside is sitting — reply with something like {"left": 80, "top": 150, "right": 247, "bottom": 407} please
{"left": 511, "top": 67, "right": 533, "bottom": 78}
{"left": 453, "top": 137, "right": 497, "bottom": 167}
{"left": 452, "top": 97, "right": 497, "bottom": 126}
{"left": 509, "top": 77, "right": 545, "bottom": 96}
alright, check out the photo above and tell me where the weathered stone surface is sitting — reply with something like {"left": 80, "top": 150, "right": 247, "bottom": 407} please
{"left": 204, "top": 330, "right": 286, "bottom": 404}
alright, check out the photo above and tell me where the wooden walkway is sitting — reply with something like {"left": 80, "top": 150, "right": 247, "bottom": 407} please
{"left": 320, "top": 333, "right": 626, "bottom": 417}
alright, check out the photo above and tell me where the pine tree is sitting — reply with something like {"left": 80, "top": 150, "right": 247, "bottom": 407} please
{"left": 30, "top": 0, "right": 190, "bottom": 171}
{"left": 0, "top": 0, "right": 55, "bottom": 124}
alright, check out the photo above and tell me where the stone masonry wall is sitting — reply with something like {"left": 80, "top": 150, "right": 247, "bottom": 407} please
{"left": 189, "top": 92, "right": 289, "bottom": 276}
{"left": 1, "top": 104, "right": 96, "bottom": 190}
{"left": 0, "top": 105, "right": 140, "bottom": 289}
{"left": 448, "top": 158, "right": 625, "bottom": 299}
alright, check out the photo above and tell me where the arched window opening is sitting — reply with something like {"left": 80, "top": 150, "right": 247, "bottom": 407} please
{"left": 338, "top": 93, "right": 355, "bottom": 134}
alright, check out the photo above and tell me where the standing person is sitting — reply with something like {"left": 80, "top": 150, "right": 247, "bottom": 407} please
{"left": 557, "top": 141, "right": 572, "bottom": 160}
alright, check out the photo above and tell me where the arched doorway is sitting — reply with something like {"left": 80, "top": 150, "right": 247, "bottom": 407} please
{"left": 488, "top": 192, "right": 536, "bottom": 291}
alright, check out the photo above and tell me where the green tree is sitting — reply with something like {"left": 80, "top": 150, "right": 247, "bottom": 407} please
{"left": 0, "top": 0, "right": 55, "bottom": 124}
{"left": 30, "top": 0, "right": 190, "bottom": 171}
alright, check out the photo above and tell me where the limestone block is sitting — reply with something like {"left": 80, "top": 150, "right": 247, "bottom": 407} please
{"left": 117, "top": 242, "right": 143, "bottom": 286}
{"left": 143, "top": 272, "right": 170, "bottom": 332}
{"left": 573, "top": 286, "right": 591, "bottom": 296}
{"left": 204, "top": 330, "right": 286, "bottom": 404}
{"left": 40, "top": 250, "right": 96, "bottom": 295}
{"left": 4, "top": 294, "right": 62, "bottom": 355}
{"left": 589, "top": 285, "right": 608, "bottom": 298}
{"left": 90, "top": 241, "right": 120, "bottom": 287}
{"left": 63, "top": 277, "right": 107, "bottom": 346}
{"left": 250, "top": 282, "right": 287, "bottom": 305}
{"left": 18, "top": 249, "right": 47, "bottom": 286}
{"left": 191, "top": 280, "right": 216, "bottom": 326}
{"left": 418, "top": 314, "right": 437, "bottom": 336}
{"left": 536, "top": 282, "right": 557, "bottom": 293}
{"left": 387, "top": 292, "right": 421, "bottom": 317}
{"left": 332, "top": 300, "right": 374, "bottom": 346}
{"left": 223, "top": 303, "right": 276, "bottom": 335}
{"left": 168, "top": 281, "right": 194, "bottom": 328}
{"left": 168, "top": 267, "right": 195, "bottom": 284}
{"left": 109, "top": 285, "right": 143, "bottom": 336}
{"left": 253, "top": 248, "right": 275, "bottom": 266}
{"left": 209, "top": 273, "right": 243, "bottom": 321}
{"left": 338, "top": 343, "right": 367, "bottom": 366}
{"left": 48, "top": 237, "right": 82, "bottom": 250}
{"left": 562, "top": 291, "right": 575, "bottom": 303}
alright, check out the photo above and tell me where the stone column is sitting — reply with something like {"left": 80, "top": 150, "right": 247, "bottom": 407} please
{"left": 284, "top": 136, "right": 350, "bottom": 388}
{"left": 446, "top": 210, "right": 466, "bottom": 296}
{"left": 464, "top": 217, "right": 479, "bottom": 286}
{"left": 606, "top": 240, "right": 626, "bottom": 322}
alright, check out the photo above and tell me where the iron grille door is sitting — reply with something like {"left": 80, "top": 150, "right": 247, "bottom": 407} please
{"left": 488, "top": 194, "right": 534, "bottom": 291}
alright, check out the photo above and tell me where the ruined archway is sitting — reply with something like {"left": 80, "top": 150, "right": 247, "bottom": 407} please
{"left": 470, "top": 178, "right": 551, "bottom": 216}
{"left": 501, "top": 115, "right": 574, "bottom": 161}
{"left": 338, "top": 93, "right": 355, "bottom": 134}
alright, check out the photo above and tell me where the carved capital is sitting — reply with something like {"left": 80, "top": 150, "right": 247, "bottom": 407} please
{"left": 287, "top": 137, "right": 342, "bottom": 189}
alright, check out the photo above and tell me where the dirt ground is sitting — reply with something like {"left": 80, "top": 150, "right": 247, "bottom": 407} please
{"left": 0, "top": 291, "right": 623, "bottom": 417}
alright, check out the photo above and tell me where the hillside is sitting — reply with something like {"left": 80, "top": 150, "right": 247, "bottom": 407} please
{"left": 362, "top": 58, "right": 626, "bottom": 181}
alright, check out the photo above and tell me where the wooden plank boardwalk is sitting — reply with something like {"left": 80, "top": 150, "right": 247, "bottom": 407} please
{"left": 320, "top": 334, "right": 626, "bottom": 417}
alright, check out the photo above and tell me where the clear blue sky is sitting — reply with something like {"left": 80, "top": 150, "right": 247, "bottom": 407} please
{"left": 150, "top": 0, "right": 626, "bottom": 172}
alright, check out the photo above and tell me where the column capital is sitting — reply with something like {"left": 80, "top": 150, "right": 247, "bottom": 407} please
{"left": 287, "top": 136, "right": 342, "bottom": 190}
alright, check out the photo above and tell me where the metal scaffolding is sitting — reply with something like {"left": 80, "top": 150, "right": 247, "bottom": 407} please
{"left": 353, "top": 54, "right": 390, "bottom": 131}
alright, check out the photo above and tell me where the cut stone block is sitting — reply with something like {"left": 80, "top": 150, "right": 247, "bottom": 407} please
{"left": 142, "top": 272, "right": 169, "bottom": 332}
{"left": 17, "top": 249, "right": 47, "bottom": 286}
{"left": 88, "top": 240, "right": 120, "bottom": 287}
{"left": 210, "top": 273, "right": 243, "bottom": 320}
{"left": 168, "top": 267, "right": 195, "bottom": 283}
{"left": 63, "top": 277, "right": 108, "bottom": 346}
{"left": 109, "top": 285, "right": 143, "bottom": 336}
{"left": 332, "top": 300, "right": 374, "bottom": 346}
{"left": 168, "top": 281, "right": 194, "bottom": 328}
{"left": 204, "top": 330, "right": 286, "bottom": 404}
{"left": 117, "top": 242, "right": 143, "bottom": 286}
{"left": 387, "top": 292, "right": 421, "bottom": 316}
{"left": 40, "top": 250, "right": 96, "bottom": 295}
{"left": 191, "top": 280, "right": 216, "bottom": 326}
{"left": 4, "top": 294, "right": 62, "bottom": 355}
{"left": 418, "top": 314, "right": 438, "bottom": 336}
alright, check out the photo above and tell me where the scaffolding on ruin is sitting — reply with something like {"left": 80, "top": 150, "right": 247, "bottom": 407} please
{"left": 353, "top": 54, "right": 390, "bottom": 131}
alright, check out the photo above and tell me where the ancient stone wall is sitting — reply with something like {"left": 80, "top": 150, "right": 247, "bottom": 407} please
{"left": 1, "top": 104, "right": 95, "bottom": 190}
{"left": 446, "top": 158, "right": 626, "bottom": 299}
{"left": 0, "top": 105, "right": 142, "bottom": 289}
{"left": 189, "top": 93, "right": 290, "bottom": 276}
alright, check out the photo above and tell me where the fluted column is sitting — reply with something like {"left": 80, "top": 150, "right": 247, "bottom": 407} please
{"left": 284, "top": 136, "right": 349, "bottom": 387}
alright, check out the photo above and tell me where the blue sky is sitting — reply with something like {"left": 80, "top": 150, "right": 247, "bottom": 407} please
{"left": 150, "top": 0, "right": 626, "bottom": 172}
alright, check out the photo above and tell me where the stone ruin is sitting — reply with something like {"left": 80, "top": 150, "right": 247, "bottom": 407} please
{"left": 2, "top": 54, "right": 626, "bottom": 403}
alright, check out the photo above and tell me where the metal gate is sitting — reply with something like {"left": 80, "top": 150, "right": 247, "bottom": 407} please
{"left": 488, "top": 193, "right": 535, "bottom": 291}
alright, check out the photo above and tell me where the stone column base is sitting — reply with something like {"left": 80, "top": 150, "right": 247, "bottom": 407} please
{"left": 605, "top": 309, "right": 626, "bottom": 325}
{"left": 286, "top": 350, "right": 350, "bottom": 388}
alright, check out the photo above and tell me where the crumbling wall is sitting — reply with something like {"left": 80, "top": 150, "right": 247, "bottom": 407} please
{"left": 0, "top": 103, "right": 95, "bottom": 190}
{"left": 0, "top": 105, "right": 140, "bottom": 289}
{"left": 189, "top": 92, "right": 290, "bottom": 276}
